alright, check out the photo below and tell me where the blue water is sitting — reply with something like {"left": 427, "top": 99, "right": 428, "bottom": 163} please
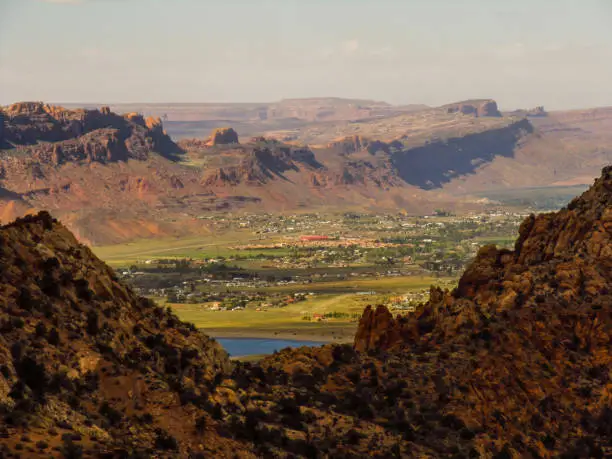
{"left": 217, "top": 338, "right": 323, "bottom": 357}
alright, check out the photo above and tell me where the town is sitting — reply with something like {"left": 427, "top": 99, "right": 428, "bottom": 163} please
{"left": 107, "top": 209, "right": 528, "bottom": 341}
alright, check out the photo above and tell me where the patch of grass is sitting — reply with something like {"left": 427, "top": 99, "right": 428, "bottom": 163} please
{"left": 169, "top": 275, "right": 448, "bottom": 339}
{"left": 93, "top": 231, "right": 285, "bottom": 266}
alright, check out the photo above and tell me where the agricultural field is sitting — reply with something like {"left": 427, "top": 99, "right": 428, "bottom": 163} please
{"left": 93, "top": 230, "right": 276, "bottom": 266}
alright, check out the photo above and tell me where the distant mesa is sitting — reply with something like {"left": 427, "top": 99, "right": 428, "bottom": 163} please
{"left": 250, "top": 136, "right": 277, "bottom": 144}
{"left": 528, "top": 105, "right": 547, "bottom": 117}
{"left": 444, "top": 99, "right": 502, "bottom": 117}
{"left": 207, "top": 127, "right": 239, "bottom": 146}
{"left": 508, "top": 106, "right": 548, "bottom": 117}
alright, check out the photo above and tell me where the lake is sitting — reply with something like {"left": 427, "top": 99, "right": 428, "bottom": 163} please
{"left": 217, "top": 338, "right": 323, "bottom": 357}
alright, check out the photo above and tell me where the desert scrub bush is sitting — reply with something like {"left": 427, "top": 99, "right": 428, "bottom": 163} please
{"left": 154, "top": 428, "right": 179, "bottom": 450}
{"left": 98, "top": 402, "right": 122, "bottom": 426}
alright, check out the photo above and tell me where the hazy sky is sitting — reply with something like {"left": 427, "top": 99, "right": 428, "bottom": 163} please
{"left": 1, "top": 0, "right": 612, "bottom": 110}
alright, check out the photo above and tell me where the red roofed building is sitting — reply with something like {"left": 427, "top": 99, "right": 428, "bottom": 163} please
{"left": 300, "top": 235, "right": 330, "bottom": 242}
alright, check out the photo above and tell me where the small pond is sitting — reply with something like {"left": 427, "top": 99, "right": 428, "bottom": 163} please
{"left": 217, "top": 338, "right": 323, "bottom": 357}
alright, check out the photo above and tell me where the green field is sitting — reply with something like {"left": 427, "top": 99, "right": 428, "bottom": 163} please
{"left": 472, "top": 235, "right": 516, "bottom": 248}
{"left": 473, "top": 185, "right": 588, "bottom": 210}
{"left": 164, "top": 275, "right": 450, "bottom": 342}
{"left": 92, "top": 231, "right": 284, "bottom": 266}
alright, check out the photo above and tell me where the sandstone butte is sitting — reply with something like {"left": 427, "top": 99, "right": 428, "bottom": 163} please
{"left": 444, "top": 99, "right": 502, "bottom": 117}
{"left": 0, "top": 165, "right": 610, "bottom": 458}
{"left": 206, "top": 127, "right": 240, "bottom": 146}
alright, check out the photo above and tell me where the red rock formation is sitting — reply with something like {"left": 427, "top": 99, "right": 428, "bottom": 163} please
{"left": 333, "top": 159, "right": 399, "bottom": 188}
{"left": 206, "top": 127, "right": 239, "bottom": 146}
{"left": 202, "top": 144, "right": 322, "bottom": 187}
{"left": 327, "top": 135, "right": 366, "bottom": 155}
{"left": 354, "top": 305, "right": 402, "bottom": 352}
{"left": 0, "top": 103, "right": 182, "bottom": 169}
{"left": 445, "top": 99, "right": 502, "bottom": 117}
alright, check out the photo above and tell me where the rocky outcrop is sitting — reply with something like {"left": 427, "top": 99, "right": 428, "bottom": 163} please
{"left": 445, "top": 99, "right": 502, "bottom": 117}
{"left": 0, "top": 102, "right": 182, "bottom": 163}
{"left": 353, "top": 305, "right": 401, "bottom": 352}
{"left": 207, "top": 127, "right": 239, "bottom": 146}
{"left": 203, "top": 143, "right": 323, "bottom": 186}
{"left": 0, "top": 103, "right": 185, "bottom": 210}
{"left": 356, "top": 165, "right": 612, "bottom": 351}
{"left": 347, "top": 165, "right": 612, "bottom": 456}
{"left": 327, "top": 135, "right": 402, "bottom": 155}
{"left": 0, "top": 212, "right": 248, "bottom": 457}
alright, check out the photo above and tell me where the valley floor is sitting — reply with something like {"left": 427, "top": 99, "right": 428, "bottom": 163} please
{"left": 94, "top": 210, "right": 529, "bottom": 352}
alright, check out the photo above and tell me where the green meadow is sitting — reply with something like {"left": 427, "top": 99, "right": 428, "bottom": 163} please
{"left": 163, "top": 275, "right": 451, "bottom": 342}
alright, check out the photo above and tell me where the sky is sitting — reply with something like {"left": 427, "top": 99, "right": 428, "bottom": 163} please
{"left": 1, "top": 0, "right": 612, "bottom": 110}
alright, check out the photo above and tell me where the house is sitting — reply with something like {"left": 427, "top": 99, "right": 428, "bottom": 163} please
{"left": 300, "top": 235, "right": 330, "bottom": 242}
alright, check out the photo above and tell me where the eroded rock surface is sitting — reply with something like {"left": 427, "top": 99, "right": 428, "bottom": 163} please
{"left": 207, "top": 127, "right": 239, "bottom": 146}
{"left": 445, "top": 99, "right": 502, "bottom": 117}
{"left": 0, "top": 212, "right": 249, "bottom": 457}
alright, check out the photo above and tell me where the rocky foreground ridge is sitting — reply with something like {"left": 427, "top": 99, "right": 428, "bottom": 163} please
{"left": 348, "top": 165, "right": 612, "bottom": 455}
{"left": 355, "top": 164, "right": 612, "bottom": 351}
{"left": 0, "top": 212, "right": 249, "bottom": 457}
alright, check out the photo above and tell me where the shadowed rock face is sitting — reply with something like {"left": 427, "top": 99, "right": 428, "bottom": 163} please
{"left": 390, "top": 118, "right": 534, "bottom": 189}
{"left": 202, "top": 143, "right": 324, "bottom": 186}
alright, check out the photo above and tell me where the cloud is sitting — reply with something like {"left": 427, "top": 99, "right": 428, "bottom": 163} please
{"left": 493, "top": 42, "right": 526, "bottom": 59}
{"left": 342, "top": 39, "right": 360, "bottom": 54}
